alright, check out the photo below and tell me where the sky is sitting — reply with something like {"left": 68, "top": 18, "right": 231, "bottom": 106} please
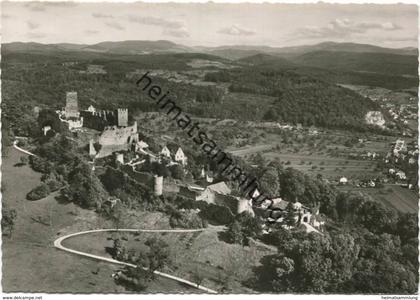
{"left": 1, "top": 1, "right": 418, "bottom": 48}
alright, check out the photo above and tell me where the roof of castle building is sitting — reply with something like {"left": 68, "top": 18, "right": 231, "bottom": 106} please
{"left": 207, "top": 181, "right": 231, "bottom": 195}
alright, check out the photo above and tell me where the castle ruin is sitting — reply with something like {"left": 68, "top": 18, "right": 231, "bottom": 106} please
{"left": 117, "top": 108, "right": 128, "bottom": 127}
{"left": 65, "top": 92, "right": 79, "bottom": 119}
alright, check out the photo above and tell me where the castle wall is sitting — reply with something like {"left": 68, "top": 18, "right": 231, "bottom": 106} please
{"left": 99, "top": 122, "right": 138, "bottom": 146}
{"left": 81, "top": 110, "right": 117, "bottom": 131}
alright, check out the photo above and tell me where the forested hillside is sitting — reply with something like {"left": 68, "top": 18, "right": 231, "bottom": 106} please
{"left": 206, "top": 66, "right": 382, "bottom": 131}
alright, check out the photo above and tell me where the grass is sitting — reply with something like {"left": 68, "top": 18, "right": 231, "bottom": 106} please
{"left": 61, "top": 228, "right": 274, "bottom": 293}
{"left": 1, "top": 147, "right": 194, "bottom": 293}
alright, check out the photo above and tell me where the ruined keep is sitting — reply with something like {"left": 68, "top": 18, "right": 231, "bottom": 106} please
{"left": 65, "top": 92, "right": 79, "bottom": 118}
{"left": 117, "top": 108, "right": 128, "bottom": 127}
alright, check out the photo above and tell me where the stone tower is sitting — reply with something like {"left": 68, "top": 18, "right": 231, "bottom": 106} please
{"left": 65, "top": 92, "right": 79, "bottom": 118}
{"left": 89, "top": 139, "right": 97, "bottom": 157}
{"left": 154, "top": 175, "right": 163, "bottom": 196}
{"left": 117, "top": 108, "right": 128, "bottom": 127}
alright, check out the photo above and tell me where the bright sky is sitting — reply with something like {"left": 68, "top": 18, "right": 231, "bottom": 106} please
{"left": 1, "top": 1, "right": 418, "bottom": 48}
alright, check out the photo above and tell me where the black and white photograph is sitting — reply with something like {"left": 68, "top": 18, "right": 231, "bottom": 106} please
{"left": 1, "top": 0, "right": 419, "bottom": 296}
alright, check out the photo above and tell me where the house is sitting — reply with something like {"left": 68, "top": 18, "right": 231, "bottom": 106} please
{"left": 104, "top": 196, "right": 120, "bottom": 209}
{"left": 196, "top": 181, "right": 231, "bottom": 203}
{"left": 135, "top": 140, "right": 149, "bottom": 151}
{"left": 396, "top": 171, "right": 407, "bottom": 180}
{"left": 393, "top": 139, "right": 406, "bottom": 157}
{"left": 174, "top": 147, "right": 187, "bottom": 165}
{"left": 180, "top": 181, "right": 231, "bottom": 204}
{"left": 179, "top": 181, "right": 251, "bottom": 216}
{"left": 161, "top": 146, "right": 171, "bottom": 158}
{"left": 43, "top": 125, "right": 52, "bottom": 136}
{"left": 339, "top": 177, "right": 348, "bottom": 185}
{"left": 87, "top": 105, "right": 96, "bottom": 113}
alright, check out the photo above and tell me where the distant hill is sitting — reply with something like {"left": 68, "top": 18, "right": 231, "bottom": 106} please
{"left": 2, "top": 42, "right": 88, "bottom": 53}
{"left": 2, "top": 40, "right": 192, "bottom": 55}
{"left": 4, "top": 40, "right": 417, "bottom": 57}
{"left": 83, "top": 40, "right": 192, "bottom": 54}
{"left": 237, "top": 53, "right": 297, "bottom": 69}
{"left": 291, "top": 50, "right": 418, "bottom": 77}
{"left": 274, "top": 41, "right": 418, "bottom": 56}
{"left": 198, "top": 41, "right": 418, "bottom": 60}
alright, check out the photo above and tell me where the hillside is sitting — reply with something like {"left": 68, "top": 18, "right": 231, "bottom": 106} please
{"left": 238, "top": 52, "right": 418, "bottom": 90}
{"left": 292, "top": 50, "right": 418, "bottom": 77}
{"left": 205, "top": 65, "right": 382, "bottom": 131}
{"left": 199, "top": 41, "right": 418, "bottom": 60}
{"left": 83, "top": 40, "right": 192, "bottom": 54}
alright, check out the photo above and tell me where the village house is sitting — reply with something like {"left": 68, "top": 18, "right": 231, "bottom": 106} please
{"left": 393, "top": 139, "right": 406, "bottom": 157}
{"left": 161, "top": 146, "right": 171, "bottom": 158}
{"left": 174, "top": 147, "right": 187, "bottom": 165}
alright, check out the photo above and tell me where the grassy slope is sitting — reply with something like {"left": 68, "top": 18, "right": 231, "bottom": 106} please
{"left": 1, "top": 147, "right": 193, "bottom": 293}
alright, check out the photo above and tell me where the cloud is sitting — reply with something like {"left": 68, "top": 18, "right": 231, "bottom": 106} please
{"left": 27, "top": 32, "right": 46, "bottom": 39}
{"left": 24, "top": 2, "right": 45, "bottom": 12}
{"left": 217, "top": 25, "right": 255, "bottom": 36}
{"left": 85, "top": 29, "right": 99, "bottom": 35}
{"left": 105, "top": 21, "right": 125, "bottom": 31}
{"left": 163, "top": 27, "right": 190, "bottom": 38}
{"left": 127, "top": 15, "right": 184, "bottom": 29}
{"left": 24, "top": 2, "right": 77, "bottom": 11}
{"left": 27, "top": 21, "right": 40, "bottom": 30}
{"left": 92, "top": 13, "right": 113, "bottom": 19}
{"left": 296, "top": 18, "right": 402, "bottom": 39}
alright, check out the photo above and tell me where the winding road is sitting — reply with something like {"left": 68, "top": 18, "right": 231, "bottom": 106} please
{"left": 54, "top": 228, "right": 218, "bottom": 294}
{"left": 13, "top": 139, "right": 37, "bottom": 157}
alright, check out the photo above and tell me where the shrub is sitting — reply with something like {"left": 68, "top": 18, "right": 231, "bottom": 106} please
{"left": 27, "top": 183, "right": 50, "bottom": 200}
{"left": 169, "top": 209, "right": 207, "bottom": 229}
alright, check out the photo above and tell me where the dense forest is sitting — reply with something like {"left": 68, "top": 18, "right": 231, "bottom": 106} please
{"left": 206, "top": 67, "right": 382, "bottom": 131}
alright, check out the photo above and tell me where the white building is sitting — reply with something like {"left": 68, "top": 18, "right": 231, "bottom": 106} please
{"left": 42, "top": 125, "right": 51, "bottom": 136}
{"left": 174, "top": 147, "right": 187, "bottom": 165}
{"left": 339, "top": 177, "right": 348, "bottom": 185}
{"left": 87, "top": 105, "right": 96, "bottom": 113}
{"left": 161, "top": 146, "right": 171, "bottom": 158}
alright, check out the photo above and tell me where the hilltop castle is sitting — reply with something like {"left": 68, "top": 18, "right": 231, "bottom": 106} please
{"left": 57, "top": 92, "right": 139, "bottom": 158}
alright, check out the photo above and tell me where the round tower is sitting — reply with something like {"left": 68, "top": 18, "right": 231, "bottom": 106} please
{"left": 154, "top": 175, "right": 163, "bottom": 196}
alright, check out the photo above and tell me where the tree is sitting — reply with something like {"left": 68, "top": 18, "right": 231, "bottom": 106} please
{"left": 226, "top": 220, "right": 245, "bottom": 245}
{"left": 120, "top": 265, "right": 151, "bottom": 291}
{"left": 110, "top": 202, "right": 125, "bottom": 230}
{"left": 259, "top": 167, "right": 280, "bottom": 197}
{"left": 65, "top": 162, "right": 108, "bottom": 209}
{"left": 139, "top": 237, "right": 171, "bottom": 278}
{"left": 27, "top": 183, "right": 50, "bottom": 200}
{"left": 282, "top": 202, "right": 297, "bottom": 228}
{"left": 169, "top": 164, "right": 184, "bottom": 180}
{"left": 2, "top": 208, "right": 17, "bottom": 237}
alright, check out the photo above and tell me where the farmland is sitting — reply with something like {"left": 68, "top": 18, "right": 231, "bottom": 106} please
{"left": 338, "top": 184, "right": 418, "bottom": 213}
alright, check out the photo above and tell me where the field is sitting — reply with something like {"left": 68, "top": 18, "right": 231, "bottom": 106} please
{"left": 1, "top": 147, "right": 195, "bottom": 293}
{"left": 338, "top": 185, "right": 418, "bottom": 213}
{"left": 228, "top": 143, "right": 379, "bottom": 180}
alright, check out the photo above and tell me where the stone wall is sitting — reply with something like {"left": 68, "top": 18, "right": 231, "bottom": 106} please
{"left": 99, "top": 122, "right": 138, "bottom": 146}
